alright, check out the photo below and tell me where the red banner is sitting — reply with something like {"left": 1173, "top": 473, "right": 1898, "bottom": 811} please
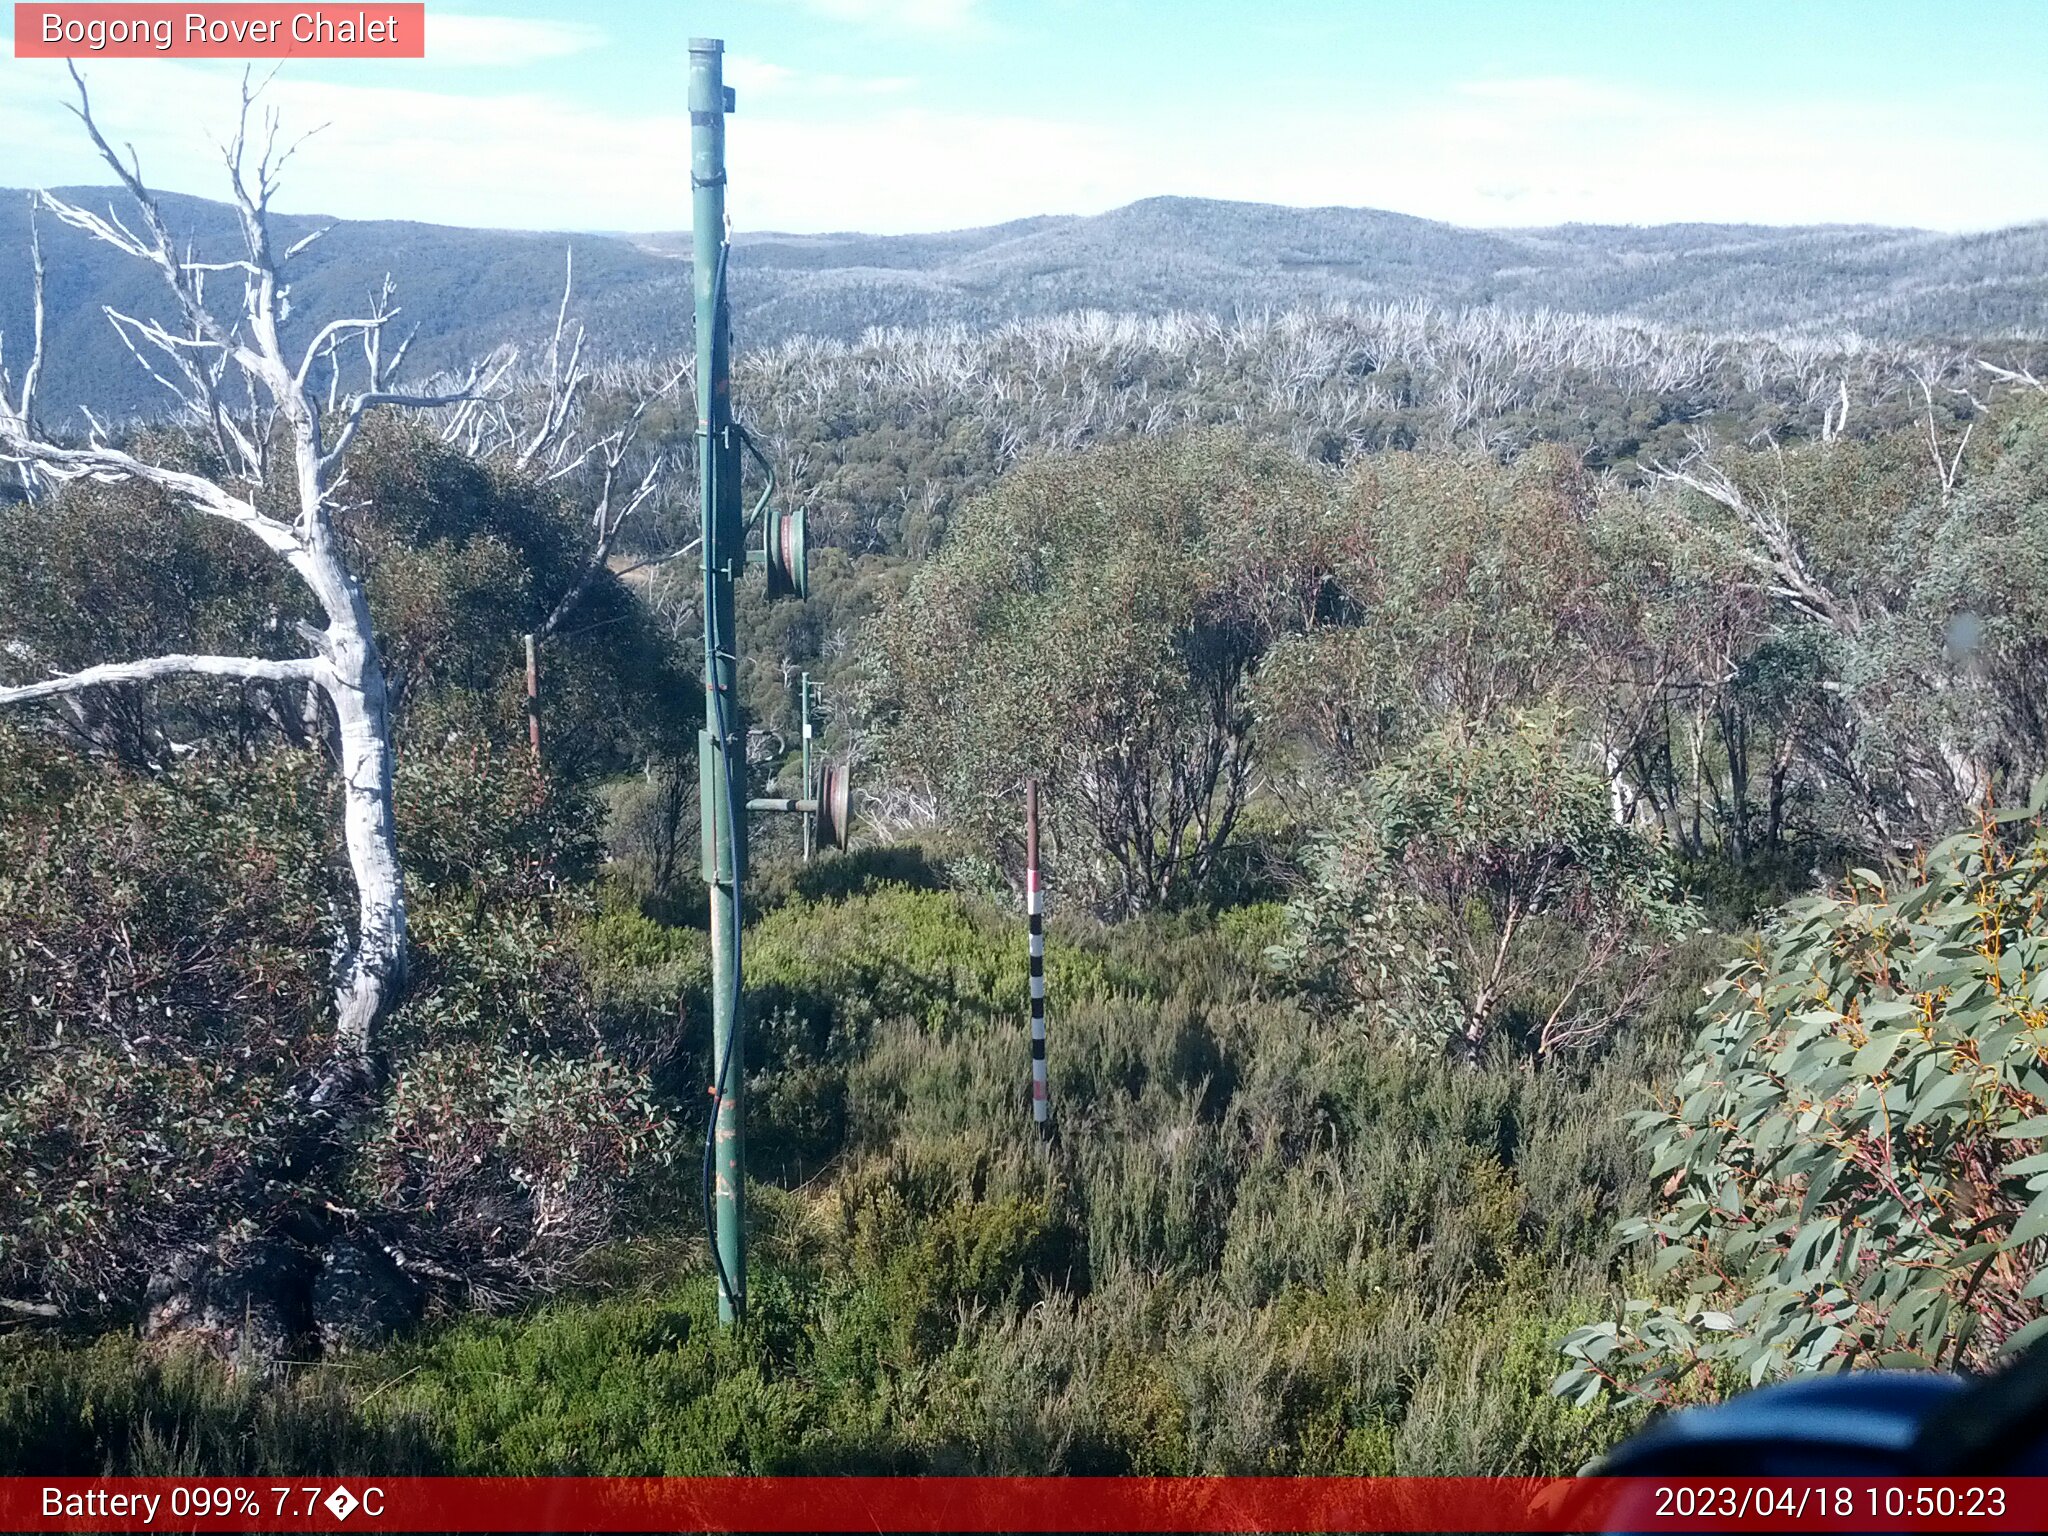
{"left": 13, "top": 5, "right": 425, "bottom": 58}
{"left": 3, "top": 1477, "right": 2047, "bottom": 1532}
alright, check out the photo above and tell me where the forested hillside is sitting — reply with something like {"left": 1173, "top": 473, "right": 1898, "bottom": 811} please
{"left": 5, "top": 187, "right": 2046, "bottom": 422}
{"left": 683, "top": 199, "right": 2048, "bottom": 345}
{"left": 9, "top": 379, "right": 2048, "bottom": 1468}
{"left": 6, "top": 129, "right": 2048, "bottom": 1481}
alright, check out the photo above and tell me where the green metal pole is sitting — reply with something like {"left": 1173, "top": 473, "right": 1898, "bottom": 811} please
{"left": 691, "top": 36, "right": 745, "bottom": 1326}
{"left": 801, "top": 671, "right": 814, "bottom": 863}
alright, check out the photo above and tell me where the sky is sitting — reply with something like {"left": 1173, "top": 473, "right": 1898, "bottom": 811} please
{"left": 1, "top": 0, "right": 2045, "bottom": 236}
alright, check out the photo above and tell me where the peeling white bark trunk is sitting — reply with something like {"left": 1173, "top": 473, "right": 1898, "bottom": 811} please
{"left": 325, "top": 618, "right": 406, "bottom": 1056}
{"left": 292, "top": 437, "right": 408, "bottom": 1057}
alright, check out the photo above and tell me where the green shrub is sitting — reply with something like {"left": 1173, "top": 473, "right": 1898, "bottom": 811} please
{"left": 0, "top": 733, "right": 675, "bottom": 1325}
{"left": 1273, "top": 712, "right": 1694, "bottom": 1059}
{"left": 0, "top": 736, "right": 336, "bottom": 1314}
{"left": 1558, "top": 787, "right": 2048, "bottom": 1405}
{"left": 5, "top": 866, "right": 1676, "bottom": 1477}
{"left": 0, "top": 1334, "right": 437, "bottom": 1476}
{"left": 372, "top": 1282, "right": 811, "bottom": 1474}
{"left": 737, "top": 886, "right": 1141, "bottom": 1176}
{"left": 877, "top": 431, "right": 1338, "bottom": 916}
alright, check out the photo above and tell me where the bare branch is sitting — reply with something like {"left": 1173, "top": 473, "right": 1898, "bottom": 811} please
{"left": 0, "top": 653, "right": 325, "bottom": 707}
{"left": 1979, "top": 359, "right": 2047, "bottom": 394}
{"left": 353, "top": 386, "right": 480, "bottom": 413}
{"left": 539, "top": 452, "right": 667, "bottom": 638}
{"left": 0, "top": 432, "right": 303, "bottom": 558}
{"left": 608, "top": 536, "right": 703, "bottom": 580}
{"left": 535, "top": 362, "right": 686, "bottom": 637}
{"left": 283, "top": 224, "right": 331, "bottom": 262}
{"left": 383, "top": 322, "right": 419, "bottom": 385}
{"left": 1914, "top": 370, "right": 1972, "bottom": 505}
{"left": 1820, "top": 377, "right": 1849, "bottom": 443}
{"left": 1, "top": 197, "right": 48, "bottom": 498}
{"left": 1648, "top": 433, "right": 1856, "bottom": 636}
{"left": 39, "top": 77, "right": 270, "bottom": 387}
{"left": 295, "top": 313, "right": 392, "bottom": 392}
{"left": 439, "top": 346, "right": 519, "bottom": 453}
{"left": 515, "top": 248, "right": 589, "bottom": 472}
{"left": 20, "top": 202, "right": 45, "bottom": 429}
{"left": 320, "top": 368, "right": 485, "bottom": 480}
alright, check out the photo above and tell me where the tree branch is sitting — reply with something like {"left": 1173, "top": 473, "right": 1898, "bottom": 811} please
{"left": 0, "top": 433, "right": 303, "bottom": 557}
{"left": 516, "top": 248, "right": 588, "bottom": 472}
{"left": 1, "top": 196, "right": 46, "bottom": 499}
{"left": 1648, "top": 435, "right": 1856, "bottom": 637}
{"left": 0, "top": 653, "right": 326, "bottom": 707}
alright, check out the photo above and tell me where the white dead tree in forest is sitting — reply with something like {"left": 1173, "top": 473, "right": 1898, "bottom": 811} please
{"left": 1648, "top": 429, "right": 1991, "bottom": 822}
{"left": 1648, "top": 430, "right": 1863, "bottom": 639}
{"left": 0, "top": 69, "right": 479, "bottom": 1071}
{"left": 440, "top": 251, "right": 689, "bottom": 634}
{"left": 0, "top": 200, "right": 47, "bottom": 501}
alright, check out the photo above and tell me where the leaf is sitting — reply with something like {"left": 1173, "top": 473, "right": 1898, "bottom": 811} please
{"left": 1852, "top": 1029, "right": 1907, "bottom": 1077}
{"left": 1999, "top": 1316, "right": 2048, "bottom": 1357}
{"left": 1905, "top": 1072, "right": 1970, "bottom": 1129}
{"left": 1652, "top": 1244, "right": 1694, "bottom": 1276}
{"left": 2008, "top": 1186, "right": 2048, "bottom": 1248}
{"left": 2001, "top": 1152, "right": 2048, "bottom": 1180}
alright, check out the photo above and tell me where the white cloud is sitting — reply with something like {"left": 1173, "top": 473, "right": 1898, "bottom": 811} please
{"left": 427, "top": 14, "right": 608, "bottom": 68}
{"left": 0, "top": 61, "right": 1125, "bottom": 234}
{"left": 1156, "top": 78, "right": 2048, "bottom": 233}
{"left": 752, "top": 0, "right": 984, "bottom": 34}
{"left": 725, "top": 53, "right": 914, "bottom": 99}
{"left": 739, "top": 107, "right": 1139, "bottom": 231}
{"left": 1453, "top": 76, "right": 1644, "bottom": 113}
{"left": 0, "top": 61, "right": 2041, "bottom": 236}
{"left": 724, "top": 55, "right": 797, "bottom": 94}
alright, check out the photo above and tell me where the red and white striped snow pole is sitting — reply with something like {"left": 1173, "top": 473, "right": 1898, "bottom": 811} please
{"left": 1026, "top": 778, "right": 1051, "bottom": 1142}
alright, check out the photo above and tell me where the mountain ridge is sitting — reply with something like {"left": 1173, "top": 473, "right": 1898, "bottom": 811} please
{"left": 3, "top": 189, "right": 2043, "bottom": 422}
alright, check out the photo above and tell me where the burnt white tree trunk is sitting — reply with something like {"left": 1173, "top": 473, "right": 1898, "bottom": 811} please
{"left": 320, "top": 568, "right": 407, "bottom": 1055}
{"left": 0, "top": 69, "right": 480, "bottom": 1063}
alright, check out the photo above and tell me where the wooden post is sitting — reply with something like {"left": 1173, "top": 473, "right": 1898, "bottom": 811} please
{"left": 1026, "top": 779, "right": 1051, "bottom": 1141}
{"left": 524, "top": 632, "right": 541, "bottom": 764}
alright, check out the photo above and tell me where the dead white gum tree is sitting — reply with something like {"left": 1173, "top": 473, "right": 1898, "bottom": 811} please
{"left": 0, "top": 68, "right": 480, "bottom": 1071}
{"left": 441, "top": 249, "right": 692, "bottom": 638}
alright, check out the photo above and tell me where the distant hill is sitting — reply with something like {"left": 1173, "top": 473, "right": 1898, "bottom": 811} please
{"left": 3, "top": 189, "right": 2044, "bottom": 422}
{"left": 704, "top": 200, "right": 2048, "bottom": 345}
{"left": 0, "top": 189, "right": 691, "bottom": 427}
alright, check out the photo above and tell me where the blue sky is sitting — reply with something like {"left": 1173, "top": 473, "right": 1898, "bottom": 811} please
{"left": 3, "top": 0, "right": 2045, "bottom": 233}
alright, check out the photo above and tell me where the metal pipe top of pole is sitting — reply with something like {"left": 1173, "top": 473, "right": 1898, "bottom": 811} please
{"left": 688, "top": 40, "right": 736, "bottom": 116}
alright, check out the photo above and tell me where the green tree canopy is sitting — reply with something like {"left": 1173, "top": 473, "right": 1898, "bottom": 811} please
{"left": 877, "top": 429, "right": 1337, "bottom": 914}
{"left": 1275, "top": 712, "right": 1693, "bottom": 1060}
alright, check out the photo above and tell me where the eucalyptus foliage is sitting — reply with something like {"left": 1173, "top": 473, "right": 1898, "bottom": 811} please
{"left": 1273, "top": 714, "right": 1693, "bottom": 1059}
{"left": 877, "top": 430, "right": 1336, "bottom": 915}
{"left": 1558, "top": 780, "right": 2048, "bottom": 1404}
